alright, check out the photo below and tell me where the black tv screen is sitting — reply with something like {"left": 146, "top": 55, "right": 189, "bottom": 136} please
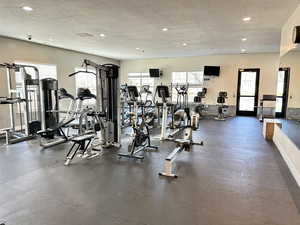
{"left": 204, "top": 66, "right": 220, "bottom": 76}
{"left": 149, "top": 69, "right": 160, "bottom": 77}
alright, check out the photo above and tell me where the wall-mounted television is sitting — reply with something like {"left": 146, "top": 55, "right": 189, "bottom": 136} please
{"left": 149, "top": 68, "right": 160, "bottom": 77}
{"left": 204, "top": 66, "right": 220, "bottom": 76}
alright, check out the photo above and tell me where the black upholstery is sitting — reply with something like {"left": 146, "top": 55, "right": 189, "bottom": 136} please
{"left": 217, "top": 96, "right": 225, "bottom": 104}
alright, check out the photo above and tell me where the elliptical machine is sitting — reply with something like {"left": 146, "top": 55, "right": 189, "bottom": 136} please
{"left": 175, "top": 84, "right": 189, "bottom": 111}
{"left": 118, "top": 85, "right": 158, "bottom": 160}
{"left": 215, "top": 91, "right": 228, "bottom": 121}
{"left": 140, "top": 85, "right": 153, "bottom": 106}
{"left": 170, "top": 84, "right": 189, "bottom": 137}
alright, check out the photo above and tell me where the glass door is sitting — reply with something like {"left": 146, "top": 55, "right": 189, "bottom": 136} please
{"left": 276, "top": 68, "right": 290, "bottom": 118}
{"left": 236, "top": 69, "right": 260, "bottom": 116}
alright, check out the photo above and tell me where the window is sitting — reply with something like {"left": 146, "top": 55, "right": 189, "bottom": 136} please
{"left": 15, "top": 61, "right": 57, "bottom": 81}
{"left": 128, "top": 73, "right": 154, "bottom": 89}
{"left": 127, "top": 73, "right": 155, "bottom": 100}
{"left": 127, "top": 73, "right": 142, "bottom": 87}
{"left": 14, "top": 61, "right": 57, "bottom": 99}
{"left": 75, "top": 68, "right": 96, "bottom": 95}
{"left": 276, "top": 70, "right": 285, "bottom": 113}
{"left": 172, "top": 71, "right": 204, "bottom": 103}
{"left": 11, "top": 62, "right": 57, "bottom": 115}
{"left": 172, "top": 72, "right": 187, "bottom": 85}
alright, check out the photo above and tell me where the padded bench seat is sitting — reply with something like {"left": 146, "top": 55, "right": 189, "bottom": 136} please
{"left": 72, "top": 134, "right": 95, "bottom": 142}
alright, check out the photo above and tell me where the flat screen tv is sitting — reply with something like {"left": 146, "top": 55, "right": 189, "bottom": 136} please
{"left": 149, "top": 68, "right": 160, "bottom": 77}
{"left": 204, "top": 66, "right": 220, "bottom": 76}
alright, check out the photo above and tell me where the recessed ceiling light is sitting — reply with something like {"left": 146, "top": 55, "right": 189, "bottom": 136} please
{"left": 241, "top": 49, "right": 246, "bottom": 53}
{"left": 243, "top": 17, "right": 251, "bottom": 22}
{"left": 242, "top": 38, "right": 247, "bottom": 42}
{"left": 136, "top": 47, "right": 140, "bottom": 50}
{"left": 182, "top": 43, "right": 187, "bottom": 46}
{"left": 100, "top": 33, "right": 105, "bottom": 38}
{"left": 22, "top": 6, "right": 33, "bottom": 11}
{"left": 162, "top": 28, "right": 168, "bottom": 32}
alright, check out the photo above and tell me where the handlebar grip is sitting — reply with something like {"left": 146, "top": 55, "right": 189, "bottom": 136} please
{"left": 68, "top": 72, "right": 78, "bottom": 77}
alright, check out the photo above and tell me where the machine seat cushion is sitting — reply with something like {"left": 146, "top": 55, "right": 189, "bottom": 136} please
{"left": 217, "top": 97, "right": 225, "bottom": 104}
{"left": 97, "top": 112, "right": 107, "bottom": 117}
{"left": 72, "top": 134, "right": 95, "bottom": 142}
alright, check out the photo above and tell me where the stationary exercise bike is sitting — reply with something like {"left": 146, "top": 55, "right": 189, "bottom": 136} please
{"left": 118, "top": 85, "right": 158, "bottom": 160}
{"left": 215, "top": 91, "right": 228, "bottom": 121}
{"left": 156, "top": 85, "right": 185, "bottom": 140}
{"left": 194, "top": 88, "right": 207, "bottom": 119}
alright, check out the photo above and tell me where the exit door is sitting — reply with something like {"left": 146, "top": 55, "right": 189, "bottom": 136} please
{"left": 276, "top": 68, "right": 290, "bottom": 118}
{"left": 236, "top": 69, "right": 260, "bottom": 116}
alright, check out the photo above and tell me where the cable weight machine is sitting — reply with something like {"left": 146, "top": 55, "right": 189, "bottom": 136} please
{"left": 0, "top": 63, "right": 42, "bottom": 144}
{"left": 64, "top": 59, "right": 120, "bottom": 165}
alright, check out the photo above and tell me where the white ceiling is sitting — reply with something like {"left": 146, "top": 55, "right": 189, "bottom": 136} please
{"left": 0, "top": 0, "right": 299, "bottom": 60}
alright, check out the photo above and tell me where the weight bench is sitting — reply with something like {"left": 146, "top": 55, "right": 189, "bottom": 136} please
{"left": 64, "top": 134, "right": 97, "bottom": 166}
{"left": 37, "top": 118, "right": 75, "bottom": 148}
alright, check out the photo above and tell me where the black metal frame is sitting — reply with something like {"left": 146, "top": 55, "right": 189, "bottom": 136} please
{"left": 118, "top": 125, "right": 158, "bottom": 160}
{"left": 65, "top": 135, "right": 94, "bottom": 165}
{"left": 236, "top": 68, "right": 260, "bottom": 116}
{"left": 276, "top": 68, "right": 290, "bottom": 118}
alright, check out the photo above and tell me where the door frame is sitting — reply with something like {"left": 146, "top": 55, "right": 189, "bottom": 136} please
{"left": 236, "top": 68, "right": 260, "bottom": 116}
{"left": 276, "top": 67, "right": 290, "bottom": 118}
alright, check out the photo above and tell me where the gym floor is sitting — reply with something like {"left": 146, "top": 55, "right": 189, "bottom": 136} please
{"left": 0, "top": 117, "right": 300, "bottom": 225}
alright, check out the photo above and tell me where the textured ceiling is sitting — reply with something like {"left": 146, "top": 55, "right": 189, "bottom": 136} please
{"left": 0, "top": 0, "right": 299, "bottom": 60}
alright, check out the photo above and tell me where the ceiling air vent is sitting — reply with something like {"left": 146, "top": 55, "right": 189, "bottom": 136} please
{"left": 76, "top": 33, "right": 94, "bottom": 38}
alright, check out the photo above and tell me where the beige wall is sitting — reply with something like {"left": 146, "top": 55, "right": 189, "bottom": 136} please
{"left": 0, "top": 36, "right": 119, "bottom": 128}
{"left": 280, "top": 50, "right": 300, "bottom": 108}
{"left": 121, "top": 53, "right": 280, "bottom": 106}
{"left": 280, "top": 4, "right": 300, "bottom": 56}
